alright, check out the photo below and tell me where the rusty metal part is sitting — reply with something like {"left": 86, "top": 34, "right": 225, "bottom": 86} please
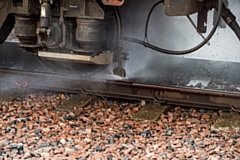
{"left": 38, "top": 51, "right": 115, "bottom": 65}
{"left": 164, "top": 0, "right": 204, "bottom": 16}
{"left": 61, "top": 0, "right": 105, "bottom": 19}
{"left": 102, "top": 0, "right": 125, "bottom": 6}
{"left": 113, "top": 7, "right": 126, "bottom": 77}
{"left": 0, "top": 68, "right": 240, "bottom": 111}
{"left": 0, "top": 0, "right": 35, "bottom": 25}
{"left": 113, "top": 67, "right": 126, "bottom": 77}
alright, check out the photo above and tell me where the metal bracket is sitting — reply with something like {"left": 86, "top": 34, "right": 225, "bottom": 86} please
{"left": 102, "top": 0, "right": 124, "bottom": 6}
{"left": 59, "top": 7, "right": 67, "bottom": 48}
{"left": 38, "top": 51, "right": 115, "bottom": 65}
{"left": 113, "top": 52, "right": 127, "bottom": 77}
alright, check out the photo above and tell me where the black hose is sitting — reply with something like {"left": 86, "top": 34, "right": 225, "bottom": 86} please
{"left": 229, "top": 22, "right": 240, "bottom": 41}
{"left": 114, "top": 7, "right": 123, "bottom": 68}
{"left": 122, "top": 0, "right": 223, "bottom": 55}
{"left": 114, "top": 7, "right": 122, "bottom": 49}
{"left": 0, "top": 13, "right": 15, "bottom": 44}
{"left": 144, "top": 0, "right": 163, "bottom": 42}
{"left": 219, "top": 2, "right": 240, "bottom": 41}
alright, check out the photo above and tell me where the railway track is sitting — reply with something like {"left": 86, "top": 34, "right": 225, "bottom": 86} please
{"left": 0, "top": 68, "right": 240, "bottom": 112}
{"left": 1, "top": 68, "right": 240, "bottom": 159}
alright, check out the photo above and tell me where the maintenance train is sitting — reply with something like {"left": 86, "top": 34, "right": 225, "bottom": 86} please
{"left": 0, "top": 0, "right": 239, "bottom": 76}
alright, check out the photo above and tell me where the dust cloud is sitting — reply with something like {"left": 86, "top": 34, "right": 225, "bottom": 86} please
{"left": 1, "top": 0, "right": 240, "bottom": 88}
{"left": 110, "top": 0, "right": 240, "bottom": 82}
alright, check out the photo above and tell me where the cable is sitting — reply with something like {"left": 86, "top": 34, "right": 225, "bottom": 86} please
{"left": 114, "top": 7, "right": 122, "bottom": 49}
{"left": 0, "top": 0, "right": 6, "bottom": 10}
{"left": 114, "top": 7, "right": 123, "bottom": 69}
{"left": 122, "top": 0, "right": 223, "bottom": 55}
{"left": 144, "top": 0, "right": 162, "bottom": 42}
{"left": 0, "top": 13, "right": 15, "bottom": 44}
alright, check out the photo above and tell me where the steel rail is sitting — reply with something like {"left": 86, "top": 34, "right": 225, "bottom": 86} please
{"left": 0, "top": 68, "right": 240, "bottom": 111}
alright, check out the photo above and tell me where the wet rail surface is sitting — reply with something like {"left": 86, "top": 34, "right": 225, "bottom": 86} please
{"left": 0, "top": 68, "right": 240, "bottom": 111}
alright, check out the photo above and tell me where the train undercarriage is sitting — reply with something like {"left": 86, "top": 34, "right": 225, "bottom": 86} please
{"left": 0, "top": 0, "right": 240, "bottom": 77}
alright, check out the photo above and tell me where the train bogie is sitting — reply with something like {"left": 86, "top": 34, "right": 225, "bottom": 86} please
{"left": 0, "top": 0, "right": 239, "bottom": 76}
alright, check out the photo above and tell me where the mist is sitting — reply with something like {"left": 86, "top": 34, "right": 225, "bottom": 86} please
{"left": 112, "top": 0, "right": 240, "bottom": 80}
{"left": 1, "top": 0, "right": 240, "bottom": 91}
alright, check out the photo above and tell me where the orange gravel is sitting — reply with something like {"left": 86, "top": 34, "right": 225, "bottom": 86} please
{"left": 0, "top": 92, "right": 240, "bottom": 160}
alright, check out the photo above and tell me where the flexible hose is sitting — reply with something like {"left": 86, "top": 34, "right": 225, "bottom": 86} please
{"left": 144, "top": 0, "right": 163, "bottom": 42}
{"left": 114, "top": 7, "right": 123, "bottom": 69}
{"left": 229, "top": 22, "right": 240, "bottom": 41}
{"left": 0, "top": 13, "right": 15, "bottom": 44}
{"left": 122, "top": 0, "right": 223, "bottom": 55}
{"left": 114, "top": 7, "right": 122, "bottom": 49}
